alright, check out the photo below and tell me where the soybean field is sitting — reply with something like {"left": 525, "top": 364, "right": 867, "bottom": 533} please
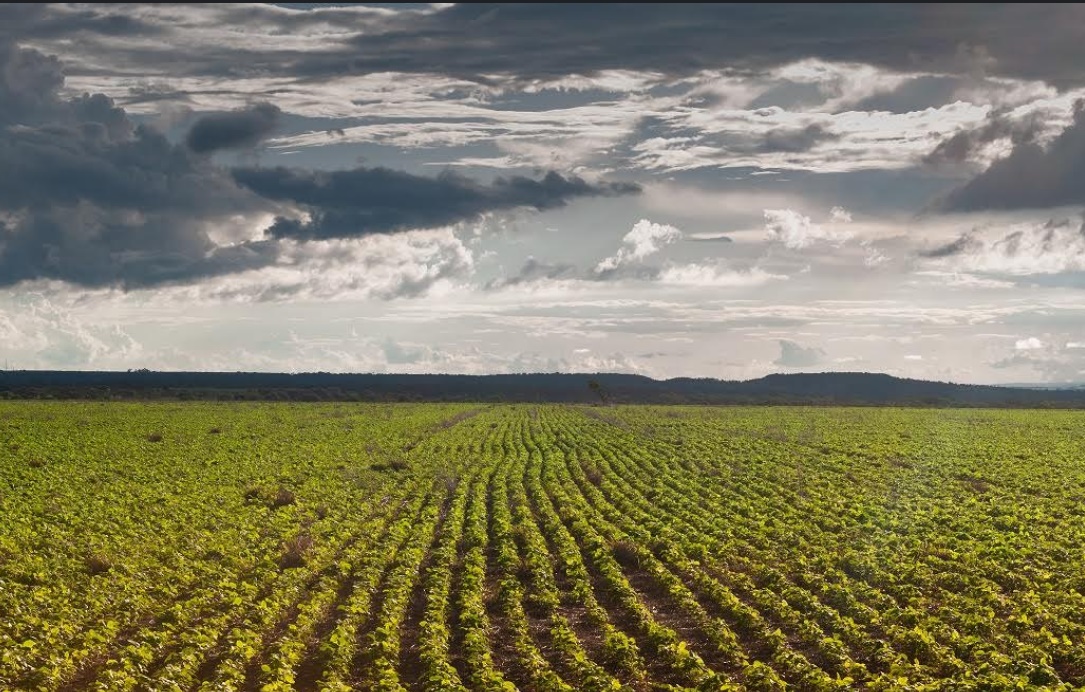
{"left": 3, "top": 402, "right": 1085, "bottom": 691}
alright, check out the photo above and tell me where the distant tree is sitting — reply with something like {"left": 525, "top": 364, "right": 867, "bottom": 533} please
{"left": 588, "top": 379, "right": 608, "bottom": 404}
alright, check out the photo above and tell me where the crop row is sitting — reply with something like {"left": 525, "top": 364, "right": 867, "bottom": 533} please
{"left": 3, "top": 402, "right": 1085, "bottom": 690}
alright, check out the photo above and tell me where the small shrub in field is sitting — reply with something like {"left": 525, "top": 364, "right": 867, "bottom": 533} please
{"left": 28, "top": 458, "right": 45, "bottom": 469}
{"left": 585, "top": 466, "right": 603, "bottom": 486}
{"left": 279, "top": 533, "right": 313, "bottom": 569}
{"left": 243, "top": 484, "right": 297, "bottom": 509}
{"left": 85, "top": 553, "right": 113, "bottom": 576}
{"left": 372, "top": 456, "right": 409, "bottom": 472}
{"left": 270, "top": 486, "right": 296, "bottom": 508}
{"left": 314, "top": 504, "right": 329, "bottom": 520}
{"left": 956, "top": 473, "right": 991, "bottom": 493}
{"left": 208, "top": 427, "right": 222, "bottom": 435}
{"left": 611, "top": 539, "right": 642, "bottom": 568}
{"left": 146, "top": 432, "right": 163, "bottom": 443}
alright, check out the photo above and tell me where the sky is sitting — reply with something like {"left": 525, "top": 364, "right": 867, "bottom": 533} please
{"left": 4, "top": 3, "right": 1085, "bottom": 384}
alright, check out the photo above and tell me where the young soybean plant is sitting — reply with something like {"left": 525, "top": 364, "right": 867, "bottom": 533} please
{"left": 3, "top": 403, "right": 1085, "bottom": 691}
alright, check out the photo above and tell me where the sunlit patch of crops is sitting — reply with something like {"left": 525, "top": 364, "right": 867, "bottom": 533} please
{"left": 2, "top": 402, "right": 1085, "bottom": 690}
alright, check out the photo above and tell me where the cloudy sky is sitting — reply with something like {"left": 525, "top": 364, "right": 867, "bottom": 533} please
{"left": 4, "top": 3, "right": 1085, "bottom": 383}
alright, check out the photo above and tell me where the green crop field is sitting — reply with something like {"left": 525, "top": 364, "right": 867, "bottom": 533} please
{"left": 2, "top": 402, "right": 1085, "bottom": 691}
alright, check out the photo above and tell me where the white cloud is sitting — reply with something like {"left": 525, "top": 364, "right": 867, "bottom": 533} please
{"left": 771, "top": 59, "right": 912, "bottom": 112}
{"left": 764, "top": 208, "right": 851, "bottom": 249}
{"left": 595, "top": 219, "right": 682, "bottom": 272}
{"left": 657, "top": 264, "right": 785, "bottom": 287}
{"left": 620, "top": 219, "right": 685, "bottom": 260}
{"left": 925, "top": 218, "right": 1085, "bottom": 275}
{"left": 773, "top": 339, "right": 825, "bottom": 368}
{"left": 904, "top": 354, "right": 924, "bottom": 361}
{"left": 990, "top": 335, "right": 1085, "bottom": 382}
{"left": 165, "top": 228, "right": 474, "bottom": 303}
{"left": 640, "top": 184, "right": 810, "bottom": 220}
{"left": 1067, "top": 342, "right": 1085, "bottom": 349}
{"left": 910, "top": 270, "right": 1017, "bottom": 289}
{"left": 639, "top": 97, "right": 992, "bottom": 173}
{"left": 863, "top": 244, "right": 890, "bottom": 267}
{"left": 0, "top": 293, "right": 144, "bottom": 370}
{"left": 506, "top": 349, "right": 647, "bottom": 375}
{"left": 830, "top": 206, "right": 853, "bottom": 223}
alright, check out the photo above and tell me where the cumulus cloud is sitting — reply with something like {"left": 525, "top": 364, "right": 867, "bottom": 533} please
{"left": 185, "top": 102, "right": 281, "bottom": 153}
{"left": 595, "top": 219, "right": 682, "bottom": 274}
{"left": 773, "top": 339, "right": 826, "bottom": 368}
{"left": 764, "top": 208, "right": 851, "bottom": 249}
{"left": 234, "top": 167, "right": 639, "bottom": 241}
{"left": 1015, "top": 337, "right": 1044, "bottom": 351}
{"left": 919, "top": 218, "right": 1085, "bottom": 275}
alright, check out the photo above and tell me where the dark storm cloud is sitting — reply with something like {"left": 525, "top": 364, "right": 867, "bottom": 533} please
{"left": 0, "top": 210, "right": 278, "bottom": 289}
{"left": 0, "top": 41, "right": 278, "bottom": 288}
{"left": 185, "top": 103, "right": 282, "bottom": 154}
{"left": 0, "top": 36, "right": 639, "bottom": 289}
{"left": 0, "top": 119, "right": 278, "bottom": 287}
{"left": 0, "top": 4, "right": 162, "bottom": 43}
{"left": 232, "top": 167, "right": 640, "bottom": 240}
{"left": 18, "top": 5, "right": 1085, "bottom": 88}
{"left": 940, "top": 105, "right": 1085, "bottom": 211}
{"left": 292, "top": 4, "right": 1085, "bottom": 87}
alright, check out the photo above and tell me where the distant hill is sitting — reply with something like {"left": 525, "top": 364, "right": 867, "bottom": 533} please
{"left": 1, "top": 370, "right": 1085, "bottom": 407}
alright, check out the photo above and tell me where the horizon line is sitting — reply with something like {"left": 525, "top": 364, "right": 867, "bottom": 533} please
{"left": 0, "top": 367, "right": 1079, "bottom": 390}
